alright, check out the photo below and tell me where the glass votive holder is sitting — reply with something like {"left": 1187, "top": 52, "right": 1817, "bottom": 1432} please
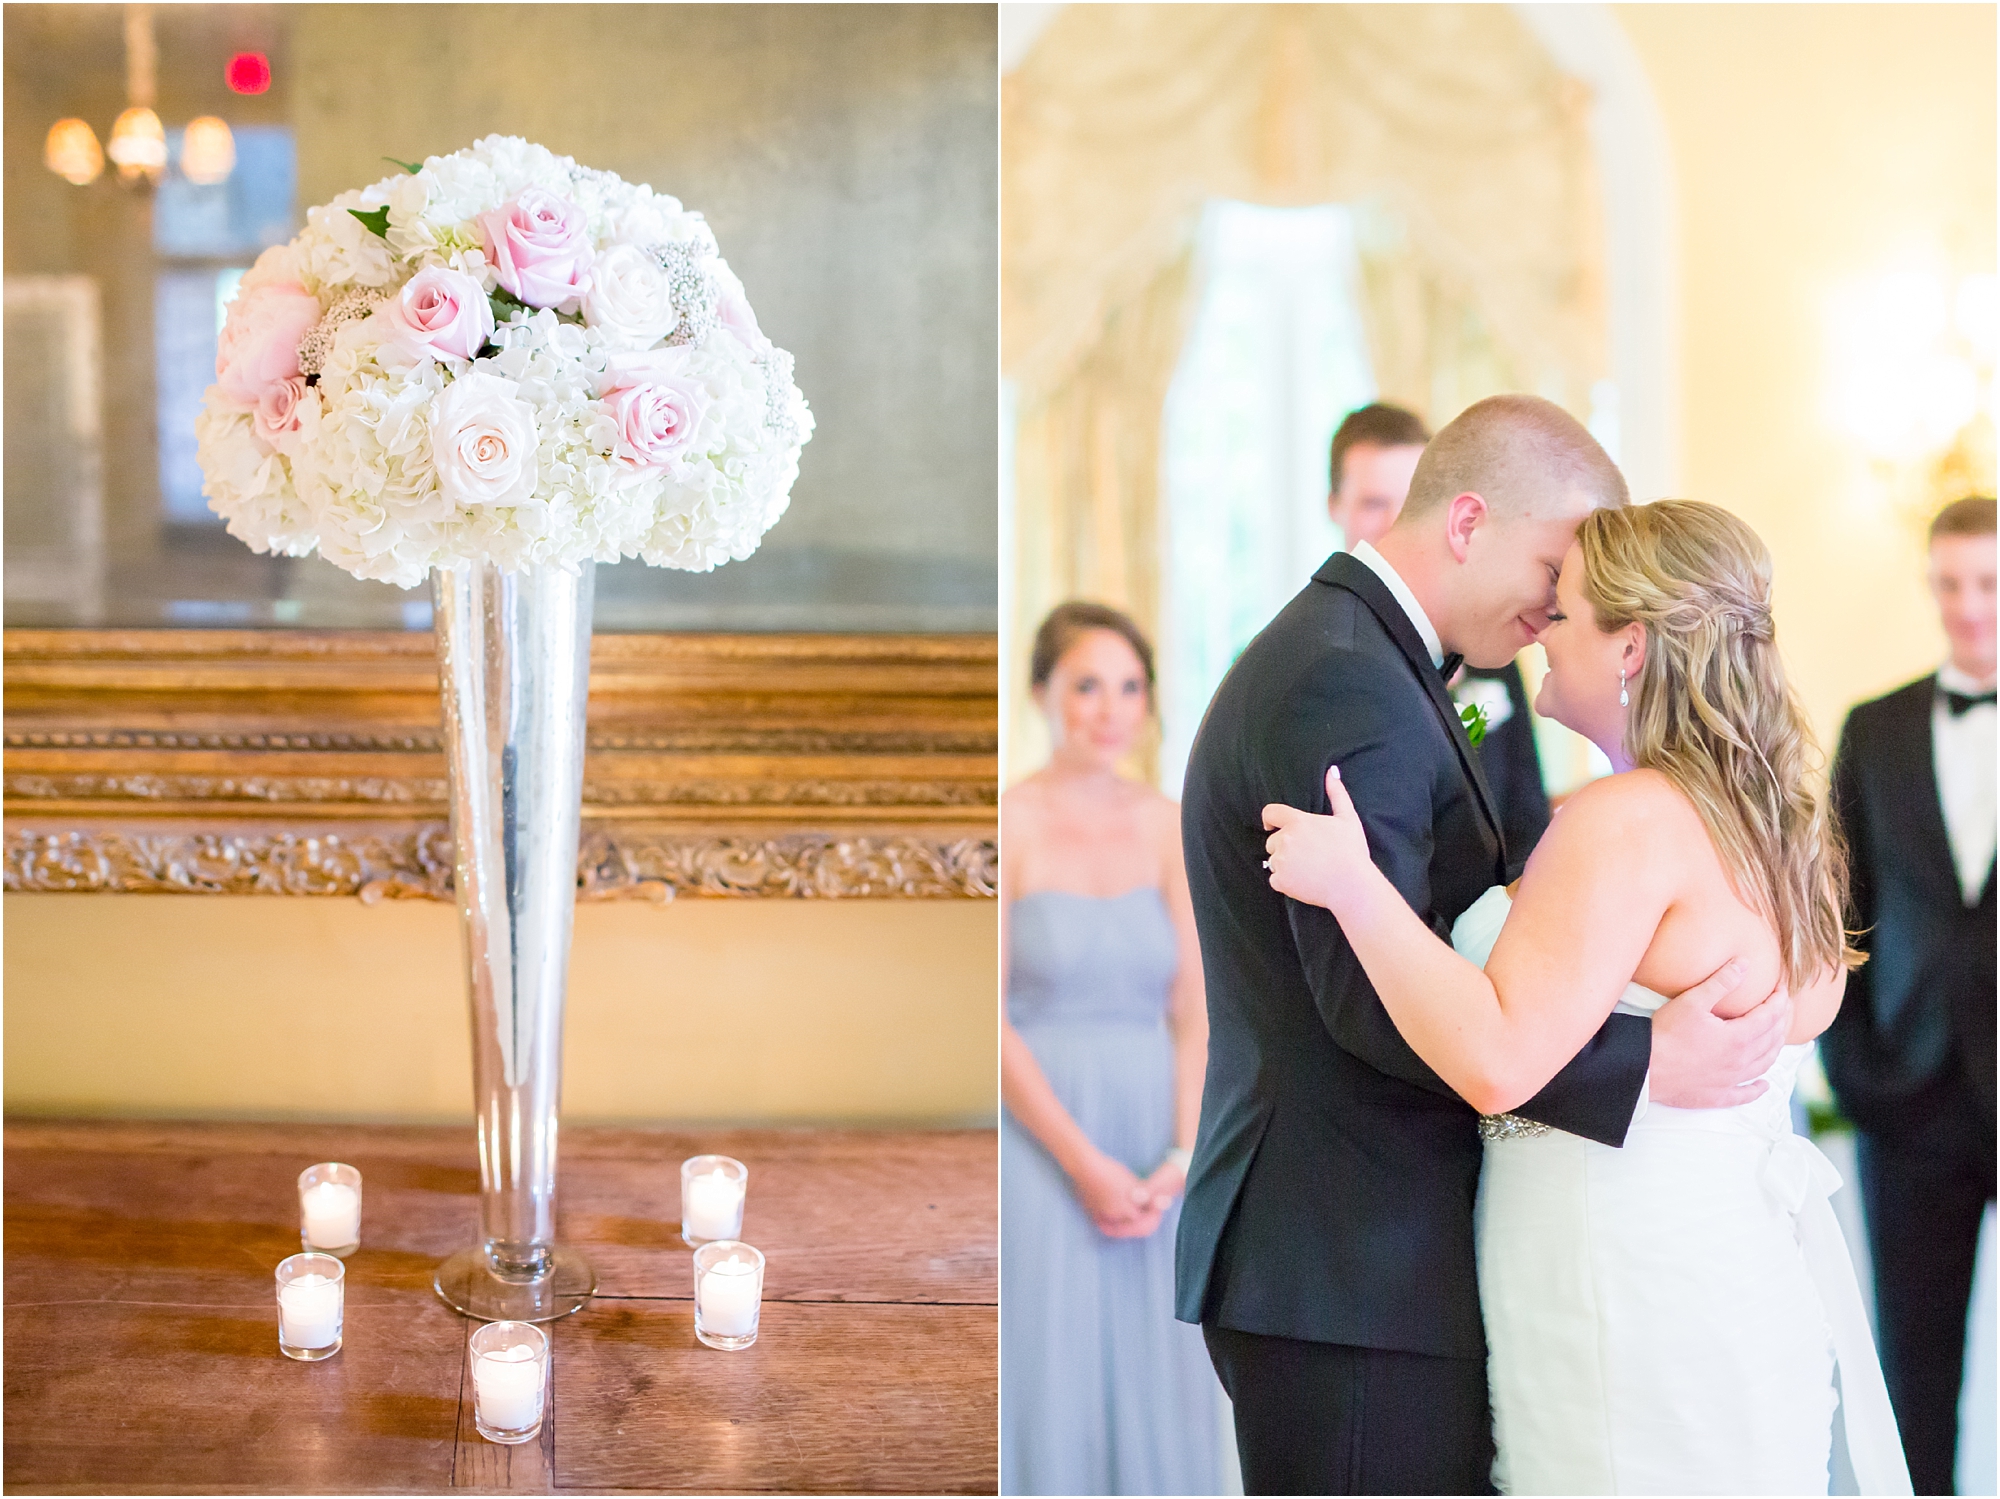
{"left": 680, "top": 1154, "right": 747, "bottom": 1247}
{"left": 693, "top": 1240, "right": 764, "bottom": 1352}
{"left": 298, "top": 1162, "right": 363, "bottom": 1257}
{"left": 275, "top": 1252, "right": 344, "bottom": 1361}
{"left": 470, "top": 1320, "right": 549, "bottom": 1445}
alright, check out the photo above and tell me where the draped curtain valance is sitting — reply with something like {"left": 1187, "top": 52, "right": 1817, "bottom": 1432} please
{"left": 1003, "top": 3, "right": 1608, "bottom": 780}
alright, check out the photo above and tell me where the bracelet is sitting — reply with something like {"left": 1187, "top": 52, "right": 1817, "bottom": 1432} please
{"left": 1162, "top": 1146, "right": 1193, "bottom": 1174}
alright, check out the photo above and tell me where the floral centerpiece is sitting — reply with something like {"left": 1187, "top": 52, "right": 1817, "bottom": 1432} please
{"left": 193, "top": 138, "right": 812, "bottom": 1324}
{"left": 197, "top": 133, "right": 811, "bottom": 587}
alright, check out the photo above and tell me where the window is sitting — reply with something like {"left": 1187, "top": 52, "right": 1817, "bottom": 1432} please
{"left": 1159, "top": 201, "right": 1376, "bottom": 794}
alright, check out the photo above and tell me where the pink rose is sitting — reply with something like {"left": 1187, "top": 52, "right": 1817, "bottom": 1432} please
{"left": 718, "top": 287, "right": 771, "bottom": 355}
{"left": 381, "top": 266, "right": 494, "bottom": 362}
{"left": 478, "top": 189, "right": 594, "bottom": 311}
{"left": 215, "top": 281, "right": 321, "bottom": 406}
{"left": 599, "top": 351, "right": 706, "bottom": 471}
{"left": 254, "top": 375, "right": 310, "bottom": 451}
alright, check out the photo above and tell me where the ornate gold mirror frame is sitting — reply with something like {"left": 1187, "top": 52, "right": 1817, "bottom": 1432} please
{"left": 4, "top": 630, "right": 997, "bottom": 900}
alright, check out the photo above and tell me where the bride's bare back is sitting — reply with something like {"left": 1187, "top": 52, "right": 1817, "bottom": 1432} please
{"left": 1495, "top": 767, "right": 1841, "bottom": 1050}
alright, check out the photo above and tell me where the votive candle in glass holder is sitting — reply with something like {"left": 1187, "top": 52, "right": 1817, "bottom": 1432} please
{"left": 275, "top": 1252, "right": 344, "bottom": 1360}
{"left": 693, "top": 1240, "right": 764, "bottom": 1351}
{"left": 470, "top": 1321, "right": 549, "bottom": 1444}
{"left": 680, "top": 1155, "right": 747, "bottom": 1246}
{"left": 298, "top": 1162, "right": 363, "bottom": 1257}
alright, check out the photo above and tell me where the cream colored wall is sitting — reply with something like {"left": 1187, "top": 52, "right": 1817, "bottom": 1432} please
{"left": 5, "top": 895, "right": 997, "bottom": 1124}
{"left": 1616, "top": 3, "right": 1996, "bottom": 744}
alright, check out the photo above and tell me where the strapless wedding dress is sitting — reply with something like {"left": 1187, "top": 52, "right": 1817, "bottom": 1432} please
{"left": 1453, "top": 886, "right": 1911, "bottom": 1496}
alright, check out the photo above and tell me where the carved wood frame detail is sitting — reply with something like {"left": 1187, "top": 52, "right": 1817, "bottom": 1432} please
{"left": 4, "top": 630, "right": 997, "bottom": 900}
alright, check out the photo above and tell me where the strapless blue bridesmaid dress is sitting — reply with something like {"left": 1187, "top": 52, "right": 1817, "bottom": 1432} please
{"left": 1001, "top": 888, "right": 1222, "bottom": 1496}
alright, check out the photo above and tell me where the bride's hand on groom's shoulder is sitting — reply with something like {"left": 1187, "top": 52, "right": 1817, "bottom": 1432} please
{"left": 1261, "top": 765, "right": 1371, "bottom": 913}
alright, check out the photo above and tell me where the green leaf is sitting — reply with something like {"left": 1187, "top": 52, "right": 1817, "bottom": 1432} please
{"left": 488, "top": 287, "right": 530, "bottom": 322}
{"left": 382, "top": 156, "right": 422, "bottom": 174}
{"left": 1459, "top": 702, "right": 1489, "bottom": 747}
{"left": 348, "top": 205, "right": 391, "bottom": 239}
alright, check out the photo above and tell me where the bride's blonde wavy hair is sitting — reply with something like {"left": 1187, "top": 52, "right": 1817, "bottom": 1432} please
{"left": 1577, "top": 500, "right": 1864, "bottom": 988}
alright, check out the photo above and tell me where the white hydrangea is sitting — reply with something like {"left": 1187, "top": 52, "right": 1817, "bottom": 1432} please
{"left": 197, "top": 135, "right": 811, "bottom": 586}
{"left": 297, "top": 187, "right": 398, "bottom": 292}
{"left": 195, "top": 388, "right": 319, "bottom": 557}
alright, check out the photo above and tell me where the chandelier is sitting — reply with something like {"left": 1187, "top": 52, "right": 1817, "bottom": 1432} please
{"left": 44, "top": 4, "right": 242, "bottom": 191}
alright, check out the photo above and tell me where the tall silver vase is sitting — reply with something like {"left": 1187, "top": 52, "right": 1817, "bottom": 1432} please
{"left": 430, "top": 559, "right": 598, "bottom": 1322}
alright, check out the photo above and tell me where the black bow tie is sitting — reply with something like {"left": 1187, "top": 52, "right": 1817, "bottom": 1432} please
{"left": 1945, "top": 688, "right": 1996, "bottom": 717}
{"left": 1439, "top": 653, "right": 1464, "bottom": 683}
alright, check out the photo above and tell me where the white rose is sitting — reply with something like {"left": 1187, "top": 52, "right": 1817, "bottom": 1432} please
{"left": 597, "top": 192, "right": 684, "bottom": 253}
{"left": 431, "top": 370, "right": 539, "bottom": 508}
{"left": 583, "top": 244, "right": 679, "bottom": 349}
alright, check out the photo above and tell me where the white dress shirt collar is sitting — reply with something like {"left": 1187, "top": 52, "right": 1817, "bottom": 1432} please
{"left": 1931, "top": 659, "right": 1996, "bottom": 905}
{"left": 1349, "top": 541, "right": 1445, "bottom": 670}
{"left": 1937, "top": 660, "right": 1997, "bottom": 696}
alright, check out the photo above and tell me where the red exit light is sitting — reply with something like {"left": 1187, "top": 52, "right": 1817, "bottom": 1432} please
{"left": 227, "top": 52, "right": 271, "bottom": 95}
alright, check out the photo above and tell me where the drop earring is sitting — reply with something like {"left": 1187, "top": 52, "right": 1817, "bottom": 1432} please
{"left": 1619, "top": 668, "right": 1629, "bottom": 708}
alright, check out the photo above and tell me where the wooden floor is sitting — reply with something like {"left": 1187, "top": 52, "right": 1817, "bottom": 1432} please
{"left": 2, "top": 1120, "right": 997, "bottom": 1495}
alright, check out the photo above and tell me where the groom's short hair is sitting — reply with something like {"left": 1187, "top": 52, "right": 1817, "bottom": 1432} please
{"left": 1400, "top": 393, "right": 1629, "bottom": 521}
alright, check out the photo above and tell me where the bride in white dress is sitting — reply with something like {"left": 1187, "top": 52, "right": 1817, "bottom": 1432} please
{"left": 1262, "top": 500, "right": 1912, "bottom": 1496}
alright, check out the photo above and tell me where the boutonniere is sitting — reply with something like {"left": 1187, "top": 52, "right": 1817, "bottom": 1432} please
{"left": 1459, "top": 702, "right": 1489, "bottom": 747}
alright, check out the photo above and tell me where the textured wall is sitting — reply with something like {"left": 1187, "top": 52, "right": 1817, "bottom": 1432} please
{"left": 293, "top": 3, "right": 998, "bottom": 630}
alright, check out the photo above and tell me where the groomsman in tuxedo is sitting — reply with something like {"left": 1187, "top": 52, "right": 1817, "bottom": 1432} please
{"left": 1327, "top": 403, "right": 1552, "bottom": 865}
{"left": 1823, "top": 495, "right": 1997, "bottom": 1496}
{"left": 1325, "top": 402, "right": 1431, "bottom": 553}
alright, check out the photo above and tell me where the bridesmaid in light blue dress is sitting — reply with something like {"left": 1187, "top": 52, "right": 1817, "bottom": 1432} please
{"left": 1001, "top": 603, "right": 1222, "bottom": 1497}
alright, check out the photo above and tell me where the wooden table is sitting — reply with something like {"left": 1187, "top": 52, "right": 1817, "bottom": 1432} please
{"left": 3, "top": 1121, "right": 997, "bottom": 1495}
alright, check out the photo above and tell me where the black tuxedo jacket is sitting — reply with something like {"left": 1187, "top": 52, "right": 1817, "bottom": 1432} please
{"left": 1822, "top": 675, "right": 1997, "bottom": 1132}
{"left": 1173, "top": 553, "right": 1651, "bottom": 1358}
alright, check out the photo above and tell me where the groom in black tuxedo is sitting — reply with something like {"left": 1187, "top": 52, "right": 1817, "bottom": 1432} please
{"left": 1822, "top": 496, "right": 1996, "bottom": 1496}
{"left": 1176, "top": 394, "right": 1793, "bottom": 1495}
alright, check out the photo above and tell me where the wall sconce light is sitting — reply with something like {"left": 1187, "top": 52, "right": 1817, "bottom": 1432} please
{"left": 181, "top": 115, "right": 236, "bottom": 185}
{"left": 1828, "top": 268, "right": 1995, "bottom": 466}
{"left": 44, "top": 118, "right": 105, "bottom": 186}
